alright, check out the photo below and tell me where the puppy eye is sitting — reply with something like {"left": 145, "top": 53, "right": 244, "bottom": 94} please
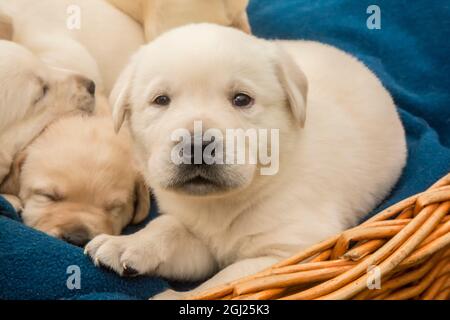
{"left": 35, "top": 190, "right": 62, "bottom": 202}
{"left": 232, "top": 93, "right": 254, "bottom": 108}
{"left": 40, "top": 194, "right": 60, "bottom": 202}
{"left": 152, "top": 95, "right": 171, "bottom": 106}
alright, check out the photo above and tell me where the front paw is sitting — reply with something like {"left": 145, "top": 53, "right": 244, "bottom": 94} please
{"left": 84, "top": 234, "right": 160, "bottom": 276}
{"left": 151, "top": 289, "right": 186, "bottom": 300}
{"left": 1, "top": 194, "right": 23, "bottom": 214}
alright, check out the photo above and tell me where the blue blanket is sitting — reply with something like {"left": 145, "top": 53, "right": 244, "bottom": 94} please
{"left": 1, "top": 0, "right": 449, "bottom": 300}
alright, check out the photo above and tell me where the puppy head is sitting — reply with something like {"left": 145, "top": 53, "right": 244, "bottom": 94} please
{"left": 111, "top": 24, "right": 307, "bottom": 198}
{"left": 142, "top": 0, "right": 251, "bottom": 40}
{"left": 8, "top": 117, "right": 149, "bottom": 246}
{"left": 0, "top": 41, "right": 95, "bottom": 133}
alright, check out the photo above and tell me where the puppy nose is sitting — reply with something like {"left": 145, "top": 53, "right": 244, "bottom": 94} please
{"left": 76, "top": 76, "right": 96, "bottom": 97}
{"left": 190, "top": 139, "right": 215, "bottom": 165}
{"left": 61, "top": 226, "right": 91, "bottom": 247}
{"left": 86, "top": 80, "right": 96, "bottom": 96}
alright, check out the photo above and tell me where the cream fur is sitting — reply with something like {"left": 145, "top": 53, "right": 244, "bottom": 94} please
{"left": 0, "top": 0, "right": 145, "bottom": 94}
{"left": 107, "top": 0, "right": 251, "bottom": 41}
{"left": 0, "top": 40, "right": 95, "bottom": 186}
{"left": 85, "top": 25, "right": 407, "bottom": 299}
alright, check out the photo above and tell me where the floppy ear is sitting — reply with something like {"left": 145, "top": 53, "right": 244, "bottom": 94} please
{"left": 0, "top": 12, "right": 13, "bottom": 40}
{"left": 224, "top": 0, "right": 251, "bottom": 34}
{"left": 109, "top": 53, "right": 139, "bottom": 133}
{"left": 131, "top": 174, "right": 150, "bottom": 224}
{"left": 274, "top": 46, "right": 308, "bottom": 127}
{"left": 0, "top": 151, "right": 27, "bottom": 196}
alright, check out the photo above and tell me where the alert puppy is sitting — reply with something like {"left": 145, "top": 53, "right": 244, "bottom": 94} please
{"left": 0, "top": 40, "right": 95, "bottom": 202}
{"left": 85, "top": 24, "right": 406, "bottom": 299}
{"left": 107, "top": 0, "right": 251, "bottom": 41}
{"left": 1, "top": 116, "right": 150, "bottom": 246}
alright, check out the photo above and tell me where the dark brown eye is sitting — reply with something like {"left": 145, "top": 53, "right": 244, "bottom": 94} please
{"left": 232, "top": 93, "right": 254, "bottom": 108}
{"left": 153, "top": 95, "right": 171, "bottom": 106}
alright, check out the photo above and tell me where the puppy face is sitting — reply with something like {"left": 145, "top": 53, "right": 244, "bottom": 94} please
{"left": 7, "top": 117, "right": 149, "bottom": 246}
{"left": 0, "top": 40, "right": 95, "bottom": 134}
{"left": 111, "top": 24, "right": 307, "bottom": 198}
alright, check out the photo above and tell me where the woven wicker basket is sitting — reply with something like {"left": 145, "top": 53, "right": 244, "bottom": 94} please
{"left": 191, "top": 173, "right": 450, "bottom": 300}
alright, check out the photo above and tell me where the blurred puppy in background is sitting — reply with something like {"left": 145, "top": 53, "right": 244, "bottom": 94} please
{"left": 107, "top": 0, "right": 251, "bottom": 41}
{"left": 0, "top": 0, "right": 147, "bottom": 242}
{"left": 2, "top": 0, "right": 251, "bottom": 95}
{"left": 0, "top": 0, "right": 144, "bottom": 94}
{"left": 0, "top": 39, "right": 95, "bottom": 209}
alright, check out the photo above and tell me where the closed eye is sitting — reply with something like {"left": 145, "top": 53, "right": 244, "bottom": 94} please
{"left": 34, "top": 189, "right": 63, "bottom": 202}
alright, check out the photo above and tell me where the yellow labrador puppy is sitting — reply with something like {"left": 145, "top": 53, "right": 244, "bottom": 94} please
{"left": 0, "top": 40, "right": 95, "bottom": 206}
{"left": 107, "top": 0, "right": 251, "bottom": 41}
{"left": 86, "top": 24, "right": 406, "bottom": 299}
{"left": 1, "top": 115, "right": 149, "bottom": 247}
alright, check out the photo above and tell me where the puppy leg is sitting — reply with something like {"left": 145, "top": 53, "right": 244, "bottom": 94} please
{"left": 152, "top": 256, "right": 279, "bottom": 300}
{"left": 1, "top": 194, "right": 23, "bottom": 213}
{"left": 85, "top": 215, "right": 216, "bottom": 280}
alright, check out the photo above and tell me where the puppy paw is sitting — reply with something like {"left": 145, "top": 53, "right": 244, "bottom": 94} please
{"left": 151, "top": 289, "right": 185, "bottom": 300}
{"left": 84, "top": 233, "right": 160, "bottom": 276}
{"left": 1, "top": 194, "right": 23, "bottom": 214}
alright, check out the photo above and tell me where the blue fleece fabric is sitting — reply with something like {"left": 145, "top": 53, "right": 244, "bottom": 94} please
{"left": 1, "top": 0, "right": 449, "bottom": 300}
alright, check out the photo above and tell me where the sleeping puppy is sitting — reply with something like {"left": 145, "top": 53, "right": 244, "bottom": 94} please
{"left": 0, "top": 0, "right": 148, "bottom": 243}
{"left": 0, "top": 40, "right": 95, "bottom": 202}
{"left": 0, "top": 116, "right": 149, "bottom": 247}
{"left": 85, "top": 24, "right": 406, "bottom": 299}
{"left": 107, "top": 0, "right": 251, "bottom": 41}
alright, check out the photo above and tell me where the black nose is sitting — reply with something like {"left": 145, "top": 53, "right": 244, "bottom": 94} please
{"left": 190, "top": 139, "right": 216, "bottom": 165}
{"left": 61, "top": 227, "right": 91, "bottom": 247}
{"left": 86, "top": 80, "right": 96, "bottom": 96}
